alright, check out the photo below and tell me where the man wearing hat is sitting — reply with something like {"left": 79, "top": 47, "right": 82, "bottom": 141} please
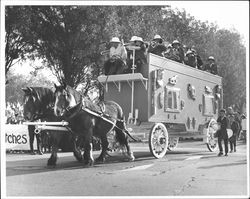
{"left": 164, "top": 43, "right": 174, "bottom": 59}
{"left": 125, "top": 36, "right": 147, "bottom": 74}
{"left": 104, "top": 37, "right": 127, "bottom": 75}
{"left": 134, "top": 37, "right": 147, "bottom": 73}
{"left": 204, "top": 56, "right": 218, "bottom": 75}
{"left": 171, "top": 40, "right": 185, "bottom": 63}
{"left": 185, "top": 50, "right": 197, "bottom": 68}
{"left": 191, "top": 47, "right": 203, "bottom": 70}
{"left": 148, "top": 34, "right": 167, "bottom": 57}
{"left": 125, "top": 35, "right": 137, "bottom": 65}
{"left": 217, "top": 109, "right": 229, "bottom": 156}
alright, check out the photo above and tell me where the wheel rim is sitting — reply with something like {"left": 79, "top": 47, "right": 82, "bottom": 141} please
{"left": 206, "top": 119, "right": 219, "bottom": 152}
{"left": 168, "top": 137, "right": 179, "bottom": 151}
{"left": 149, "top": 123, "right": 168, "bottom": 158}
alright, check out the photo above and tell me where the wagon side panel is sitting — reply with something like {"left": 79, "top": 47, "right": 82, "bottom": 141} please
{"left": 148, "top": 53, "right": 223, "bottom": 134}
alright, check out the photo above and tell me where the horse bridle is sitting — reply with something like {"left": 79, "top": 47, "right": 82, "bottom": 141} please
{"left": 55, "top": 87, "right": 83, "bottom": 116}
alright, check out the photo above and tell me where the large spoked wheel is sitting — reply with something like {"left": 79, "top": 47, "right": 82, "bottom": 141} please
{"left": 167, "top": 137, "right": 179, "bottom": 151}
{"left": 205, "top": 119, "right": 219, "bottom": 152}
{"left": 149, "top": 123, "right": 169, "bottom": 159}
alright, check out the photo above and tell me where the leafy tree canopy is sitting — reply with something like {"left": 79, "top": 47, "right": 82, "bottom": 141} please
{"left": 5, "top": 5, "right": 246, "bottom": 112}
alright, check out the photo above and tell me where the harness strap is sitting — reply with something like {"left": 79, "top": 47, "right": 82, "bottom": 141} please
{"left": 82, "top": 107, "right": 139, "bottom": 142}
{"left": 64, "top": 103, "right": 140, "bottom": 142}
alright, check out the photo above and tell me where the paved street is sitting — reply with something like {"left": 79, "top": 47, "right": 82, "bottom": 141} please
{"left": 4, "top": 140, "right": 248, "bottom": 197}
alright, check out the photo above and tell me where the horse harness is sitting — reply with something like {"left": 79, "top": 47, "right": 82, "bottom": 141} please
{"left": 64, "top": 102, "right": 138, "bottom": 142}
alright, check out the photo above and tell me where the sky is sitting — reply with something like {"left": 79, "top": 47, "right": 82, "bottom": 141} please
{"left": 166, "top": 1, "right": 249, "bottom": 43}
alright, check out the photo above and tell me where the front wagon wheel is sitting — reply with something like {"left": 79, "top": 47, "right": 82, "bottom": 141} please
{"left": 149, "top": 123, "right": 169, "bottom": 159}
{"left": 205, "top": 119, "right": 219, "bottom": 152}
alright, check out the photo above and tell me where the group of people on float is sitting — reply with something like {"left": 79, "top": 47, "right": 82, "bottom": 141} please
{"left": 103, "top": 34, "right": 218, "bottom": 76}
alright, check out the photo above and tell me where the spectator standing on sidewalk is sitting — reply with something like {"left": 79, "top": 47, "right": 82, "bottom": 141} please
{"left": 234, "top": 111, "right": 242, "bottom": 140}
{"left": 228, "top": 114, "right": 239, "bottom": 152}
{"left": 217, "top": 109, "right": 229, "bottom": 156}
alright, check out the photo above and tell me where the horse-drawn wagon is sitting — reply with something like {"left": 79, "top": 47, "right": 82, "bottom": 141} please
{"left": 98, "top": 53, "right": 223, "bottom": 158}
{"left": 22, "top": 52, "right": 222, "bottom": 165}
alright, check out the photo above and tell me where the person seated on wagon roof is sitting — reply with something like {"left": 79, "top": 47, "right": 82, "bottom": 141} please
{"left": 148, "top": 34, "right": 167, "bottom": 57}
{"left": 125, "top": 35, "right": 138, "bottom": 73}
{"left": 126, "top": 36, "right": 147, "bottom": 74}
{"left": 185, "top": 50, "right": 197, "bottom": 68}
{"left": 126, "top": 35, "right": 138, "bottom": 61}
{"left": 134, "top": 37, "right": 147, "bottom": 73}
{"left": 191, "top": 47, "right": 203, "bottom": 70}
{"left": 171, "top": 40, "right": 185, "bottom": 64}
{"left": 103, "top": 37, "right": 127, "bottom": 75}
{"left": 204, "top": 56, "right": 218, "bottom": 75}
{"left": 163, "top": 43, "right": 179, "bottom": 61}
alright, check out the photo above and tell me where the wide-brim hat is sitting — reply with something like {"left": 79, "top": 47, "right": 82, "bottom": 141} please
{"left": 186, "top": 50, "right": 193, "bottom": 55}
{"left": 172, "top": 40, "right": 180, "bottom": 45}
{"left": 153, "top": 34, "right": 162, "bottom": 40}
{"left": 110, "top": 37, "right": 121, "bottom": 43}
{"left": 220, "top": 109, "right": 226, "bottom": 113}
{"left": 208, "top": 56, "right": 215, "bottom": 61}
{"left": 130, "top": 36, "right": 138, "bottom": 42}
{"left": 135, "top": 36, "right": 144, "bottom": 43}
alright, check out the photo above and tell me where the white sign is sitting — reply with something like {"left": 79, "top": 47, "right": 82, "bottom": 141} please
{"left": 242, "top": 119, "right": 246, "bottom": 131}
{"left": 5, "top": 124, "right": 37, "bottom": 150}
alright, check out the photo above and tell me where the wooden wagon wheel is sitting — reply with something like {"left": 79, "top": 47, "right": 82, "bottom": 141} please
{"left": 167, "top": 137, "right": 179, "bottom": 151}
{"left": 149, "top": 123, "right": 169, "bottom": 158}
{"left": 205, "top": 118, "right": 219, "bottom": 152}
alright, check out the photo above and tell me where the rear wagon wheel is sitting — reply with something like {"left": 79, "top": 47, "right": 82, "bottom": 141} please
{"left": 149, "top": 123, "right": 169, "bottom": 158}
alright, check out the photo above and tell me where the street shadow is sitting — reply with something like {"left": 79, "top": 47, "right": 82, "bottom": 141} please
{"left": 6, "top": 147, "right": 218, "bottom": 177}
{"left": 6, "top": 151, "right": 157, "bottom": 177}
{"left": 198, "top": 159, "right": 247, "bottom": 169}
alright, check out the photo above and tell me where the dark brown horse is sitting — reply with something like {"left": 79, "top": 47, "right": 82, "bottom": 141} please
{"left": 22, "top": 87, "right": 83, "bottom": 165}
{"left": 54, "top": 82, "right": 135, "bottom": 166}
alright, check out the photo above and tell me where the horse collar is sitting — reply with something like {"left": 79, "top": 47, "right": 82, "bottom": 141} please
{"left": 64, "top": 102, "right": 83, "bottom": 120}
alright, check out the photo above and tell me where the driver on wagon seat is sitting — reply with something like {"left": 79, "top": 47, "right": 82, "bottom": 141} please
{"left": 104, "top": 37, "right": 127, "bottom": 75}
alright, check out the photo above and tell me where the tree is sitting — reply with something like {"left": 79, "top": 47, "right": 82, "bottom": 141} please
{"left": 5, "top": 5, "right": 246, "bottom": 111}
{"left": 213, "top": 29, "right": 246, "bottom": 112}
{"left": 5, "top": 6, "right": 35, "bottom": 83}
{"left": 5, "top": 71, "right": 54, "bottom": 104}
{"left": 24, "top": 6, "right": 113, "bottom": 88}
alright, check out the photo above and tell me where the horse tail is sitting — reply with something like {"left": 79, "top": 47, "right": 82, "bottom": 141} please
{"left": 115, "top": 117, "right": 138, "bottom": 142}
{"left": 104, "top": 101, "right": 138, "bottom": 143}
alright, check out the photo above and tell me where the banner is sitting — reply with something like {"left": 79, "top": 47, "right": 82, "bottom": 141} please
{"left": 5, "top": 124, "right": 36, "bottom": 150}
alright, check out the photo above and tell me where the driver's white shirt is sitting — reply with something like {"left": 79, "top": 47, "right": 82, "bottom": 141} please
{"left": 110, "top": 43, "right": 127, "bottom": 62}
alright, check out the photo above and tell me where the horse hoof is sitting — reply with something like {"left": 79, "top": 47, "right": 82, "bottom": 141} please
{"left": 129, "top": 156, "right": 135, "bottom": 162}
{"left": 38, "top": 151, "right": 43, "bottom": 155}
{"left": 74, "top": 152, "right": 83, "bottom": 162}
{"left": 127, "top": 152, "right": 135, "bottom": 162}
{"left": 84, "top": 161, "right": 94, "bottom": 167}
